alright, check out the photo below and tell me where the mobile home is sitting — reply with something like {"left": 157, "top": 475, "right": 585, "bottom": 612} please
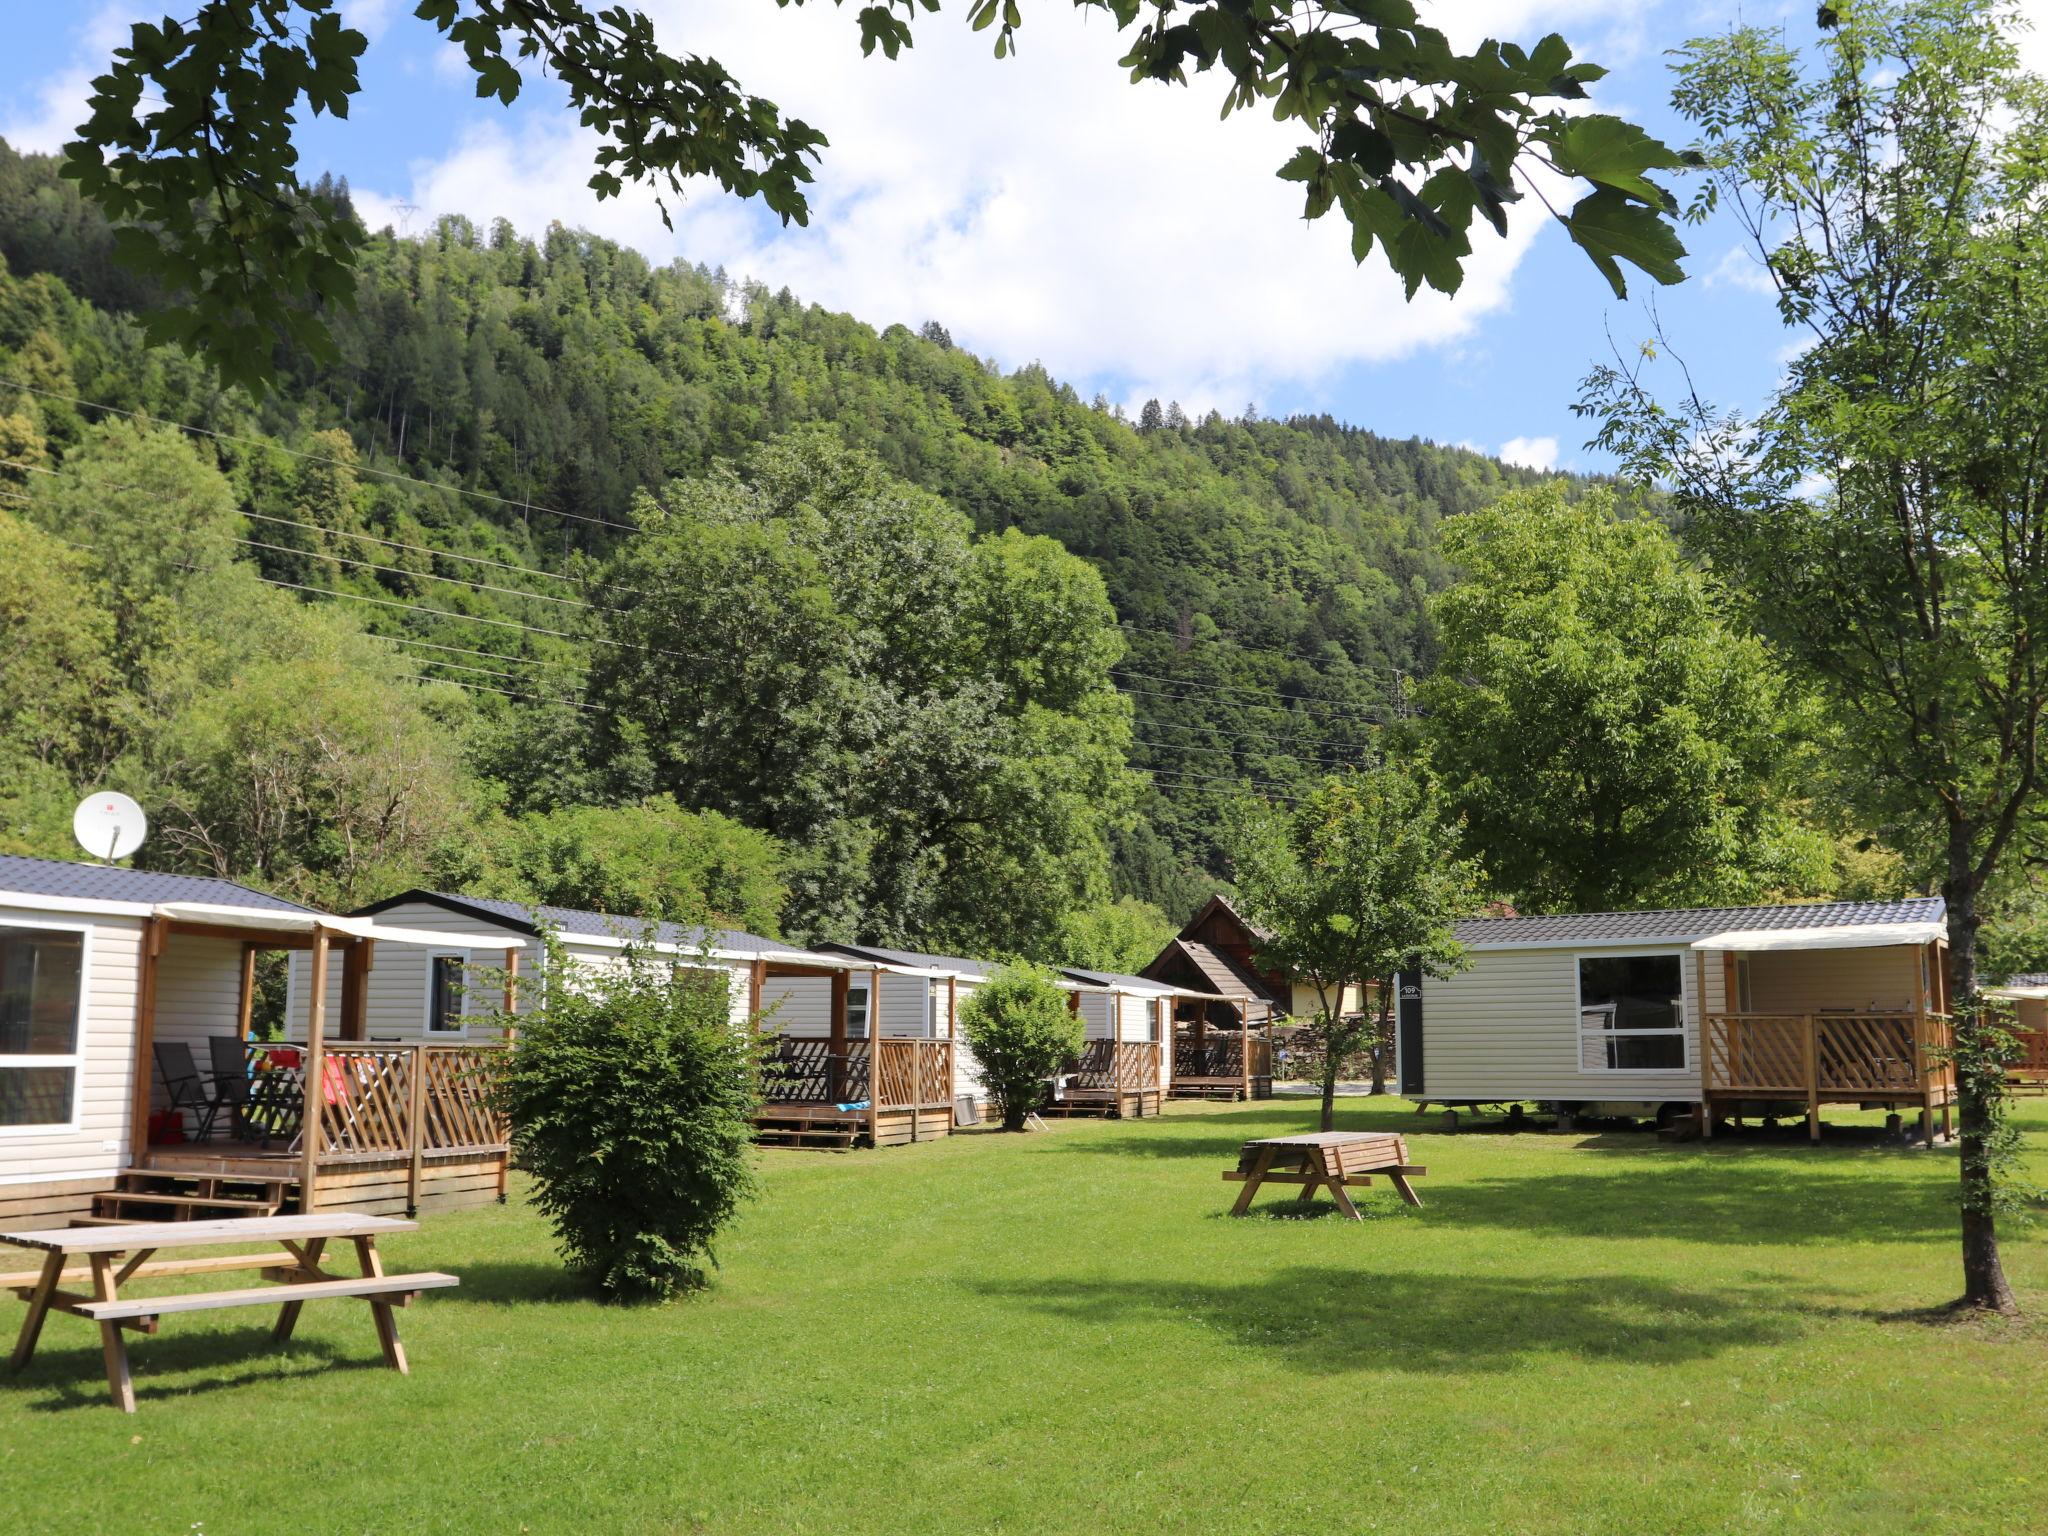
{"left": 0, "top": 855, "right": 514, "bottom": 1229}
{"left": 1396, "top": 898, "right": 1954, "bottom": 1141}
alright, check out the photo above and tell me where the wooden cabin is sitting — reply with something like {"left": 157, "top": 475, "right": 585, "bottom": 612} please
{"left": 752, "top": 942, "right": 978, "bottom": 1149}
{"left": 1396, "top": 898, "right": 1957, "bottom": 1141}
{"left": 0, "top": 855, "right": 512, "bottom": 1231}
{"left": 1141, "top": 899, "right": 1284, "bottom": 1101}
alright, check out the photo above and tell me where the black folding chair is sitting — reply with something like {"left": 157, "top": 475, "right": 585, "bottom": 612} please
{"left": 153, "top": 1041, "right": 222, "bottom": 1142}
{"left": 206, "top": 1036, "right": 260, "bottom": 1142}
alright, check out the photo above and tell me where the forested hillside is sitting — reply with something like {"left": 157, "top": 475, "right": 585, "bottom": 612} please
{"left": 0, "top": 138, "right": 1545, "bottom": 956}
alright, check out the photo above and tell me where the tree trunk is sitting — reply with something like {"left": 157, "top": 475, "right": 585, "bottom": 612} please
{"left": 1002, "top": 1101, "right": 1028, "bottom": 1133}
{"left": 1945, "top": 827, "right": 2019, "bottom": 1315}
{"left": 1369, "top": 988, "right": 1393, "bottom": 1097}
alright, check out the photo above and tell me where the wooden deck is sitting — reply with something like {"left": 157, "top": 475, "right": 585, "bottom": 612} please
{"left": 1702, "top": 1011, "right": 1956, "bottom": 1141}
{"left": 755, "top": 1036, "right": 953, "bottom": 1149}
{"left": 1168, "top": 1037, "right": 1273, "bottom": 1101}
{"left": 1044, "top": 1040, "right": 1163, "bottom": 1118}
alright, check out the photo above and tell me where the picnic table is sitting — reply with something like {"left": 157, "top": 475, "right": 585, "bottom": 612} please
{"left": 2, "top": 1213, "right": 457, "bottom": 1412}
{"left": 1223, "top": 1131, "right": 1427, "bottom": 1219}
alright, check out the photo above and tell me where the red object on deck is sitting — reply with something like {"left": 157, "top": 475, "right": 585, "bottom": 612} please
{"left": 146, "top": 1109, "right": 186, "bottom": 1145}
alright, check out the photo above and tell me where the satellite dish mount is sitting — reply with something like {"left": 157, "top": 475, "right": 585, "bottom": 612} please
{"left": 73, "top": 792, "right": 148, "bottom": 864}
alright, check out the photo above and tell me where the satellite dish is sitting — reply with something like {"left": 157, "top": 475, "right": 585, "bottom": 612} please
{"left": 73, "top": 792, "right": 148, "bottom": 863}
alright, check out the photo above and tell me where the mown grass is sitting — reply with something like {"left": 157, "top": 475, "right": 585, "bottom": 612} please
{"left": 5, "top": 1096, "right": 2047, "bottom": 1535}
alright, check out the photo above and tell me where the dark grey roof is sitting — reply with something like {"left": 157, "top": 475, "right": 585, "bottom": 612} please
{"left": 351, "top": 889, "right": 775, "bottom": 955}
{"left": 815, "top": 941, "right": 995, "bottom": 979}
{"left": 1453, "top": 897, "right": 1945, "bottom": 947}
{"left": 1061, "top": 966, "right": 1171, "bottom": 991}
{"left": 2002, "top": 971, "right": 2048, "bottom": 989}
{"left": 0, "top": 853, "right": 318, "bottom": 913}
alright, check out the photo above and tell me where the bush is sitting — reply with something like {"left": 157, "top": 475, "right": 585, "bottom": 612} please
{"left": 498, "top": 940, "right": 760, "bottom": 1302}
{"left": 959, "top": 963, "right": 1083, "bottom": 1132}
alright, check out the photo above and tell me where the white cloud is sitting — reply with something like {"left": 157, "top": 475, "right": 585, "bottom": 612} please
{"left": 1499, "top": 435, "right": 1560, "bottom": 471}
{"left": 1703, "top": 245, "right": 1779, "bottom": 296}
{"left": 1, "top": 4, "right": 132, "bottom": 154}
{"left": 353, "top": 0, "right": 1566, "bottom": 414}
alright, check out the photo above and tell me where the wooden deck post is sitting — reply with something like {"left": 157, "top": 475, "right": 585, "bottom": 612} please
{"left": 1239, "top": 1000, "right": 1250, "bottom": 1101}
{"left": 300, "top": 926, "right": 330, "bottom": 1212}
{"left": 1802, "top": 1014, "right": 1820, "bottom": 1142}
{"left": 748, "top": 958, "right": 766, "bottom": 1018}
{"left": 405, "top": 1044, "right": 427, "bottom": 1215}
{"left": 1696, "top": 949, "right": 1713, "bottom": 1139}
{"left": 868, "top": 966, "right": 883, "bottom": 1146}
{"left": 340, "top": 938, "right": 371, "bottom": 1042}
{"left": 236, "top": 941, "right": 258, "bottom": 1042}
{"left": 502, "top": 946, "right": 520, "bottom": 1018}
{"left": 946, "top": 975, "right": 958, "bottom": 1126}
{"left": 129, "top": 916, "right": 166, "bottom": 1163}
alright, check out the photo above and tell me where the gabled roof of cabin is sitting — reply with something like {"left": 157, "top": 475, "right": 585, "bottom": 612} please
{"left": 813, "top": 941, "right": 995, "bottom": 980}
{"left": 1061, "top": 966, "right": 1175, "bottom": 993}
{"left": 0, "top": 853, "right": 317, "bottom": 914}
{"left": 1178, "top": 893, "right": 1269, "bottom": 944}
{"left": 1452, "top": 897, "right": 1946, "bottom": 949}
{"left": 350, "top": 889, "right": 775, "bottom": 955}
{"left": 1143, "top": 938, "right": 1280, "bottom": 1003}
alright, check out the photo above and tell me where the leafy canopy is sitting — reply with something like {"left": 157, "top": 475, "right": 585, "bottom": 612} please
{"left": 1226, "top": 761, "right": 1476, "bottom": 1128}
{"left": 64, "top": 0, "right": 1695, "bottom": 391}
{"left": 498, "top": 935, "right": 760, "bottom": 1302}
{"left": 1420, "top": 483, "right": 1827, "bottom": 914}
{"left": 1580, "top": 0, "right": 2048, "bottom": 1313}
{"left": 957, "top": 962, "right": 1084, "bottom": 1131}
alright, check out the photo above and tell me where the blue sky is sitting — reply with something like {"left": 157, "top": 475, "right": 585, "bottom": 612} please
{"left": 2, "top": 1, "right": 2021, "bottom": 472}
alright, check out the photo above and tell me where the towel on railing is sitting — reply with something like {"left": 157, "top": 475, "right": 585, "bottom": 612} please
{"left": 834, "top": 1100, "right": 871, "bottom": 1113}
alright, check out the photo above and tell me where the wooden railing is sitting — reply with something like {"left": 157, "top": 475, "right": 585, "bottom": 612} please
{"left": 314, "top": 1043, "right": 510, "bottom": 1159}
{"left": 1173, "top": 1037, "right": 1273, "bottom": 1080}
{"left": 1074, "top": 1040, "right": 1161, "bottom": 1093}
{"left": 1703, "top": 1012, "right": 1951, "bottom": 1098}
{"left": 761, "top": 1036, "right": 950, "bottom": 1109}
{"left": 2011, "top": 1023, "right": 2048, "bottom": 1091}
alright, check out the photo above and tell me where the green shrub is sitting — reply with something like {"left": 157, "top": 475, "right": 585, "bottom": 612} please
{"left": 959, "top": 963, "right": 1083, "bottom": 1131}
{"left": 499, "top": 940, "right": 760, "bottom": 1302}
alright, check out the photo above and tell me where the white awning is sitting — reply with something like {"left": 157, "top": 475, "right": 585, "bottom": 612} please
{"left": 152, "top": 902, "right": 527, "bottom": 951}
{"left": 1690, "top": 920, "right": 1944, "bottom": 953}
{"left": 1987, "top": 984, "right": 2048, "bottom": 1001}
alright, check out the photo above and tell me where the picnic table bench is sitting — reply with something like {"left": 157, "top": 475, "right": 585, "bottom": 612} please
{"left": 2, "top": 1213, "right": 456, "bottom": 1412}
{"left": 1223, "top": 1131, "right": 1427, "bottom": 1219}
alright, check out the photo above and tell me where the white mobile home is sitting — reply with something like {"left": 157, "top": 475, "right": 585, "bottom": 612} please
{"left": 1396, "top": 898, "right": 1954, "bottom": 1140}
{"left": 286, "top": 889, "right": 787, "bottom": 1040}
{"left": 0, "top": 855, "right": 513, "bottom": 1229}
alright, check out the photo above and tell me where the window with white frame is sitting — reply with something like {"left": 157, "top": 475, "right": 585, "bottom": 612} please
{"left": 0, "top": 923, "right": 86, "bottom": 1129}
{"left": 845, "top": 983, "right": 869, "bottom": 1039}
{"left": 427, "top": 954, "right": 466, "bottom": 1033}
{"left": 1577, "top": 954, "right": 1686, "bottom": 1071}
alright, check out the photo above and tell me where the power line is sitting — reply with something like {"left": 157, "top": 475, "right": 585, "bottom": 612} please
{"left": 235, "top": 534, "right": 597, "bottom": 611}
{"left": 0, "top": 375, "right": 640, "bottom": 535}
{"left": 1132, "top": 712, "right": 1372, "bottom": 754}
{"left": 1114, "top": 618, "right": 1408, "bottom": 681}
{"left": 1109, "top": 664, "right": 1390, "bottom": 720}
{"left": 388, "top": 635, "right": 554, "bottom": 671}
{"left": 1130, "top": 735, "right": 1368, "bottom": 772}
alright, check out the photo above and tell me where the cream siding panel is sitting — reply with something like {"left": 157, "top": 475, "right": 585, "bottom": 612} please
{"left": 1744, "top": 946, "right": 1920, "bottom": 1014}
{"left": 1117, "top": 994, "right": 1155, "bottom": 1043}
{"left": 950, "top": 981, "right": 984, "bottom": 1101}
{"left": 761, "top": 975, "right": 833, "bottom": 1037}
{"left": 150, "top": 934, "right": 245, "bottom": 1110}
{"left": 0, "top": 911, "right": 143, "bottom": 1189}
{"left": 877, "top": 973, "right": 932, "bottom": 1037}
{"left": 1078, "top": 993, "right": 1113, "bottom": 1041}
{"left": 285, "top": 900, "right": 531, "bottom": 1042}
{"left": 1421, "top": 943, "right": 1715, "bottom": 1104}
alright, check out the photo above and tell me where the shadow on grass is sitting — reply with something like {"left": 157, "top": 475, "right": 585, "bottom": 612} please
{"left": 1436, "top": 1162, "right": 1957, "bottom": 1247}
{"left": 445, "top": 1260, "right": 599, "bottom": 1305}
{"left": 972, "top": 1265, "right": 1820, "bottom": 1374}
{"left": 14, "top": 1331, "right": 374, "bottom": 1413}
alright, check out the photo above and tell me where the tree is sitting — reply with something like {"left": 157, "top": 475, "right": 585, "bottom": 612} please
{"left": 1420, "top": 483, "right": 1828, "bottom": 913}
{"left": 1582, "top": 0, "right": 2046, "bottom": 1313}
{"left": 497, "top": 936, "right": 759, "bottom": 1302}
{"left": 1057, "top": 896, "right": 1175, "bottom": 973}
{"left": 64, "top": 0, "right": 1695, "bottom": 390}
{"left": 582, "top": 435, "right": 1135, "bottom": 952}
{"left": 958, "top": 962, "right": 1085, "bottom": 1131}
{"left": 1227, "top": 763, "right": 1479, "bottom": 1131}
{"left": 453, "top": 796, "right": 789, "bottom": 936}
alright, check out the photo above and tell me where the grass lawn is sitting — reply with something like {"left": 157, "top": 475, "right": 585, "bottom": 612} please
{"left": 7, "top": 1096, "right": 2048, "bottom": 1535}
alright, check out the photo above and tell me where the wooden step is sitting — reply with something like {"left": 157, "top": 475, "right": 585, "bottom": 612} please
{"left": 118, "top": 1168, "right": 290, "bottom": 1188}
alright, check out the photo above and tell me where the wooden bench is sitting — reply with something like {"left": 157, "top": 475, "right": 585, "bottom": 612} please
{"left": 1223, "top": 1131, "right": 1428, "bottom": 1219}
{"left": 2, "top": 1213, "right": 456, "bottom": 1411}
